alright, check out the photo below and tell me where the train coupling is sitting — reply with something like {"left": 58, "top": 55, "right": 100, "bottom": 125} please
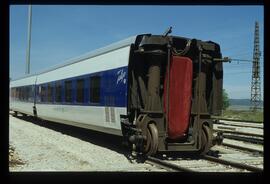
{"left": 212, "top": 132, "right": 223, "bottom": 145}
{"left": 129, "top": 134, "right": 145, "bottom": 144}
{"left": 120, "top": 116, "right": 146, "bottom": 153}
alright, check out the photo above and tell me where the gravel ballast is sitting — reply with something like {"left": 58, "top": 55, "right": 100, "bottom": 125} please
{"left": 9, "top": 114, "right": 164, "bottom": 172}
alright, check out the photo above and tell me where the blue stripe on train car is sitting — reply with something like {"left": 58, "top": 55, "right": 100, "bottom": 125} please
{"left": 35, "top": 66, "right": 128, "bottom": 107}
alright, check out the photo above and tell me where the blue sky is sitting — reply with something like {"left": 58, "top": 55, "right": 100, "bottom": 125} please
{"left": 10, "top": 5, "right": 264, "bottom": 99}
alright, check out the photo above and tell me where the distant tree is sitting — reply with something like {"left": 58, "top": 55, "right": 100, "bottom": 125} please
{"left": 222, "top": 89, "right": 230, "bottom": 110}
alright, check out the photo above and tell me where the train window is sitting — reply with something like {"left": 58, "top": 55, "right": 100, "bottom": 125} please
{"left": 90, "top": 76, "right": 101, "bottom": 103}
{"left": 11, "top": 88, "right": 14, "bottom": 98}
{"left": 17, "top": 88, "right": 19, "bottom": 100}
{"left": 20, "top": 87, "right": 24, "bottom": 100}
{"left": 47, "top": 83, "right": 53, "bottom": 102}
{"left": 22, "top": 87, "right": 26, "bottom": 101}
{"left": 13, "top": 88, "right": 15, "bottom": 98}
{"left": 41, "top": 85, "right": 46, "bottom": 102}
{"left": 31, "top": 85, "right": 35, "bottom": 101}
{"left": 15, "top": 88, "right": 18, "bottom": 99}
{"left": 14, "top": 88, "right": 17, "bottom": 99}
{"left": 76, "top": 79, "right": 84, "bottom": 103}
{"left": 29, "top": 86, "right": 32, "bottom": 101}
{"left": 16, "top": 88, "right": 19, "bottom": 100}
{"left": 12, "top": 88, "right": 14, "bottom": 99}
{"left": 26, "top": 86, "right": 29, "bottom": 101}
{"left": 17, "top": 88, "right": 20, "bottom": 100}
{"left": 20, "top": 87, "right": 23, "bottom": 100}
{"left": 27, "top": 86, "right": 31, "bottom": 101}
{"left": 65, "top": 80, "right": 72, "bottom": 103}
{"left": 55, "top": 81, "right": 62, "bottom": 102}
{"left": 18, "top": 88, "right": 20, "bottom": 100}
{"left": 25, "top": 86, "right": 29, "bottom": 101}
{"left": 27, "top": 86, "right": 30, "bottom": 101}
{"left": 23, "top": 87, "right": 26, "bottom": 101}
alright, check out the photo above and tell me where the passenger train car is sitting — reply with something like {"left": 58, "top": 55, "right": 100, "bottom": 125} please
{"left": 10, "top": 33, "right": 224, "bottom": 156}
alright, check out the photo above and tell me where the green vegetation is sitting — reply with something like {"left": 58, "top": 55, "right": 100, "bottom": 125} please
{"left": 222, "top": 89, "right": 230, "bottom": 110}
{"left": 219, "top": 89, "right": 263, "bottom": 122}
{"left": 217, "top": 109, "right": 263, "bottom": 122}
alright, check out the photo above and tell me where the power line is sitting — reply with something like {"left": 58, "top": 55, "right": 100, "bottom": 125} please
{"left": 222, "top": 57, "right": 253, "bottom": 63}
{"left": 228, "top": 62, "right": 252, "bottom": 65}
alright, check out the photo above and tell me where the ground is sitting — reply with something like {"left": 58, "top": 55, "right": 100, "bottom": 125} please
{"left": 9, "top": 114, "right": 164, "bottom": 172}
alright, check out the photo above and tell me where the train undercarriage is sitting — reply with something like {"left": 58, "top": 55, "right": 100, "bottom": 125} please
{"left": 121, "top": 33, "right": 224, "bottom": 156}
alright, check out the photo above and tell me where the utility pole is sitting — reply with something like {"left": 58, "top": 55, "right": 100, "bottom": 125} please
{"left": 250, "top": 21, "right": 261, "bottom": 112}
{"left": 26, "top": 5, "right": 32, "bottom": 74}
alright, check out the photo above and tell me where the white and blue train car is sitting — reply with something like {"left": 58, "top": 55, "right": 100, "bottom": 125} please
{"left": 10, "top": 33, "right": 224, "bottom": 156}
{"left": 10, "top": 36, "right": 137, "bottom": 136}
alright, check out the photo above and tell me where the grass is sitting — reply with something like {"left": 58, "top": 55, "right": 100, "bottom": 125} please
{"left": 9, "top": 145, "right": 25, "bottom": 167}
{"left": 215, "top": 109, "right": 264, "bottom": 122}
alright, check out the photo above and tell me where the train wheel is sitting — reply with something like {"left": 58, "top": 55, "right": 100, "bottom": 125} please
{"left": 199, "top": 124, "right": 212, "bottom": 155}
{"left": 144, "top": 123, "right": 159, "bottom": 156}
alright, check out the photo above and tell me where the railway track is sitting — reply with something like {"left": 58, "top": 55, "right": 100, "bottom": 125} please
{"left": 222, "top": 134, "right": 263, "bottom": 145}
{"left": 213, "top": 119, "right": 264, "bottom": 155}
{"left": 213, "top": 118, "right": 263, "bottom": 124}
{"left": 221, "top": 142, "right": 263, "bottom": 154}
{"left": 215, "top": 121, "right": 263, "bottom": 129}
{"left": 213, "top": 119, "right": 263, "bottom": 146}
{"left": 12, "top": 112, "right": 263, "bottom": 172}
{"left": 146, "top": 154, "right": 263, "bottom": 172}
{"left": 146, "top": 156, "right": 194, "bottom": 172}
{"left": 212, "top": 129, "right": 263, "bottom": 156}
{"left": 213, "top": 129, "right": 263, "bottom": 145}
{"left": 202, "top": 155, "right": 262, "bottom": 172}
{"left": 214, "top": 129, "right": 263, "bottom": 138}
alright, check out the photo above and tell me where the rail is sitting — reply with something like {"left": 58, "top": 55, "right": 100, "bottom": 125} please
{"left": 214, "top": 121, "right": 263, "bottom": 129}
{"left": 203, "top": 155, "right": 263, "bottom": 172}
{"left": 213, "top": 117, "right": 263, "bottom": 124}
{"left": 213, "top": 129, "right": 263, "bottom": 138}
{"left": 146, "top": 155, "right": 263, "bottom": 172}
{"left": 221, "top": 142, "right": 263, "bottom": 154}
{"left": 146, "top": 156, "right": 193, "bottom": 172}
{"left": 222, "top": 134, "right": 263, "bottom": 145}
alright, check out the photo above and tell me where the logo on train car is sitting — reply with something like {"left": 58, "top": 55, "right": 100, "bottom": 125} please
{"left": 116, "top": 69, "right": 126, "bottom": 85}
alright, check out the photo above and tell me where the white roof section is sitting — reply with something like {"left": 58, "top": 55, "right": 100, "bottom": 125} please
{"left": 36, "top": 46, "right": 131, "bottom": 84}
{"left": 10, "top": 75, "right": 37, "bottom": 87}
{"left": 11, "top": 35, "right": 138, "bottom": 81}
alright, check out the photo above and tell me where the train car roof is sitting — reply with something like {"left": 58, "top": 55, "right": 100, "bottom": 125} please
{"left": 11, "top": 35, "right": 139, "bottom": 82}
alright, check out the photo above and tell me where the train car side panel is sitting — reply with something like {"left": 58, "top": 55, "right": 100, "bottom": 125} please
{"left": 10, "top": 101, "right": 35, "bottom": 116}
{"left": 34, "top": 46, "right": 131, "bottom": 135}
{"left": 35, "top": 104, "right": 125, "bottom": 135}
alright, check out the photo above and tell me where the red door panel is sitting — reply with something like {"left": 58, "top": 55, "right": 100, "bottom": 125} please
{"left": 164, "top": 56, "right": 193, "bottom": 139}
